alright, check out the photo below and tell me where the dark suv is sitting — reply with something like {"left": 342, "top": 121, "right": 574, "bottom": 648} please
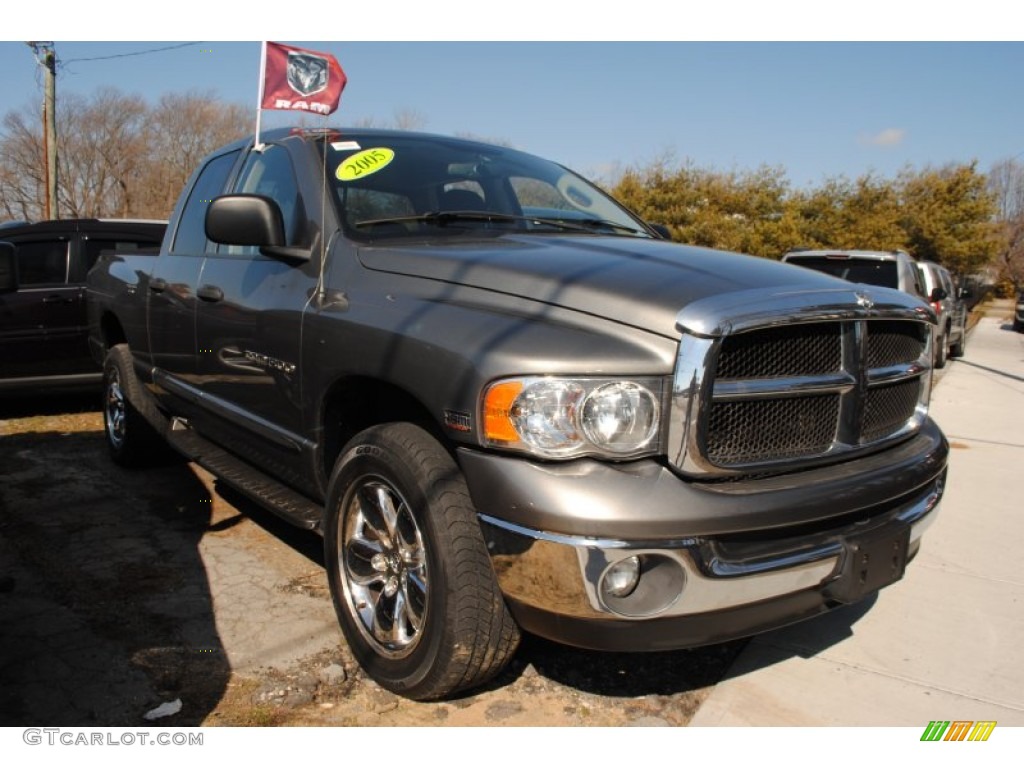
{"left": 0, "top": 219, "right": 166, "bottom": 392}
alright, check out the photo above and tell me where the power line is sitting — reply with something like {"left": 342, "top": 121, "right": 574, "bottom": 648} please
{"left": 59, "top": 42, "right": 204, "bottom": 66}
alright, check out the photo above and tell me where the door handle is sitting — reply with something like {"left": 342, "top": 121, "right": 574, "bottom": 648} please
{"left": 197, "top": 285, "right": 224, "bottom": 303}
{"left": 42, "top": 295, "right": 73, "bottom": 304}
{"left": 149, "top": 277, "right": 168, "bottom": 293}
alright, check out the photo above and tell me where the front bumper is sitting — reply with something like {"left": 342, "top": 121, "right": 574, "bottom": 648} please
{"left": 460, "top": 419, "right": 947, "bottom": 651}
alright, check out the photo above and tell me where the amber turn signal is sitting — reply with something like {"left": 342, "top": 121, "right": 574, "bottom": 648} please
{"left": 483, "top": 380, "right": 523, "bottom": 443}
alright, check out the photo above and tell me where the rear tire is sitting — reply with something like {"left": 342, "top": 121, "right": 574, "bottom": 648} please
{"left": 949, "top": 332, "right": 965, "bottom": 358}
{"left": 102, "top": 344, "right": 168, "bottom": 467}
{"left": 323, "top": 422, "right": 520, "bottom": 700}
{"left": 934, "top": 333, "right": 947, "bottom": 369}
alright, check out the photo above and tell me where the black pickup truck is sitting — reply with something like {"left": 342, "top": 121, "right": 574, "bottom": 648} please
{"left": 87, "top": 128, "right": 948, "bottom": 699}
{"left": 0, "top": 218, "right": 165, "bottom": 392}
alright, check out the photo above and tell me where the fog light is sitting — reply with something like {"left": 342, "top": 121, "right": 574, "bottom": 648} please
{"left": 602, "top": 556, "right": 641, "bottom": 598}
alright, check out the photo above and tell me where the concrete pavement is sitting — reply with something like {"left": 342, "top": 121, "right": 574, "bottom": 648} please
{"left": 691, "top": 300, "right": 1024, "bottom": 726}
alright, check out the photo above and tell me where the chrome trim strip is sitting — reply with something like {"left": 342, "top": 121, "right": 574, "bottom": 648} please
{"left": 900, "top": 474, "right": 943, "bottom": 547}
{"left": 675, "top": 286, "right": 934, "bottom": 338}
{"left": 705, "top": 541, "right": 844, "bottom": 577}
{"left": 867, "top": 362, "right": 929, "bottom": 384}
{"left": 676, "top": 555, "right": 838, "bottom": 615}
{"left": 477, "top": 514, "right": 698, "bottom": 551}
{"left": 713, "top": 373, "right": 856, "bottom": 400}
{"left": 152, "top": 370, "right": 311, "bottom": 454}
{"left": 667, "top": 335, "right": 715, "bottom": 472}
{"left": 480, "top": 476, "right": 943, "bottom": 620}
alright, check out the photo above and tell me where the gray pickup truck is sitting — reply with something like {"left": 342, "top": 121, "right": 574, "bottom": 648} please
{"left": 87, "top": 128, "right": 948, "bottom": 700}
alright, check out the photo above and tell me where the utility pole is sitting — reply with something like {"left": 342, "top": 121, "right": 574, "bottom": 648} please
{"left": 27, "top": 42, "right": 58, "bottom": 220}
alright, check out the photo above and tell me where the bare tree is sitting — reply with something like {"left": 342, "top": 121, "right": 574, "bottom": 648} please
{"left": 988, "top": 158, "right": 1024, "bottom": 291}
{"left": 0, "top": 87, "right": 249, "bottom": 221}
{"left": 0, "top": 108, "right": 48, "bottom": 220}
{"left": 140, "top": 90, "right": 249, "bottom": 218}
{"left": 352, "top": 109, "right": 428, "bottom": 131}
{"left": 392, "top": 108, "right": 427, "bottom": 131}
{"left": 54, "top": 89, "right": 148, "bottom": 217}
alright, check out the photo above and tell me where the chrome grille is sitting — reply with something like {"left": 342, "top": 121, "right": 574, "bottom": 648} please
{"left": 716, "top": 323, "right": 842, "bottom": 378}
{"left": 862, "top": 378, "right": 922, "bottom": 442}
{"left": 706, "top": 394, "right": 839, "bottom": 464}
{"left": 670, "top": 303, "right": 932, "bottom": 477}
{"left": 866, "top": 320, "right": 927, "bottom": 368}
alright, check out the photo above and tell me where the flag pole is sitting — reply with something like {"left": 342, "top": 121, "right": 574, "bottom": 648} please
{"left": 254, "top": 40, "right": 267, "bottom": 151}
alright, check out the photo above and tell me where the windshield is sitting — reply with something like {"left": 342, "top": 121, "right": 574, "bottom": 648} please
{"left": 318, "top": 133, "right": 651, "bottom": 240}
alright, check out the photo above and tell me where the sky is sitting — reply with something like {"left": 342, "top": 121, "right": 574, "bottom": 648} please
{"left": 3, "top": 5, "right": 1022, "bottom": 190}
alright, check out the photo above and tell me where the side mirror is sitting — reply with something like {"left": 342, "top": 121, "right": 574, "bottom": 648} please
{"left": 929, "top": 287, "right": 947, "bottom": 302}
{"left": 648, "top": 223, "right": 672, "bottom": 240}
{"left": 0, "top": 241, "right": 17, "bottom": 293}
{"left": 206, "top": 194, "right": 285, "bottom": 247}
{"left": 205, "top": 194, "right": 310, "bottom": 262}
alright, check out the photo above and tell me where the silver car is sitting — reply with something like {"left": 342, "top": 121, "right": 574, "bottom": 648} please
{"left": 916, "top": 260, "right": 967, "bottom": 367}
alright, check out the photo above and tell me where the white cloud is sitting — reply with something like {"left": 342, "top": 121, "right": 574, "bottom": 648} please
{"left": 861, "top": 128, "right": 907, "bottom": 147}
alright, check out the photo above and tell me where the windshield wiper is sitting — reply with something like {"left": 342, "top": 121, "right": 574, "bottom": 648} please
{"left": 354, "top": 211, "right": 645, "bottom": 236}
{"left": 355, "top": 211, "right": 531, "bottom": 229}
{"left": 559, "top": 218, "right": 643, "bottom": 235}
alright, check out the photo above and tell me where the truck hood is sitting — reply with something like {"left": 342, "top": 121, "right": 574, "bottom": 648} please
{"left": 357, "top": 234, "right": 855, "bottom": 338}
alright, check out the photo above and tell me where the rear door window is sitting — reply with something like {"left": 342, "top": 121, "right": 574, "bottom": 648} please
{"left": 225, "top": 144, "right": 304, "bottom": 256}
{"left": 787, "top": 257, "right": 898, "bottom": 289}
{"left": 15, "top": 239, "right": 69, "bottom": 286}
{"left": 80, "top": 237, "right": 163, "bottom": 279}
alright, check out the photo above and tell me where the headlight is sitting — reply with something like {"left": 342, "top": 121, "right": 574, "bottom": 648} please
{"left": 483, "top": 376, "right": 662, "bottom": 459}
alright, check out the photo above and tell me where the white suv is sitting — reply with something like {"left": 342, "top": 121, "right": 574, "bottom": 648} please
{"left": 781, "top": 249, "right": 927, "bottom": 299}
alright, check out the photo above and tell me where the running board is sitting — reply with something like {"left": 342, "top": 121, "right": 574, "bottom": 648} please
{"left": 167, "top": 420, "right": 324, "bottom": 532}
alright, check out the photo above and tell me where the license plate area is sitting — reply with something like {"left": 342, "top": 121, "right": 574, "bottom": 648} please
{"left": 825, "top": 525, "right": 910, "bottom": 604}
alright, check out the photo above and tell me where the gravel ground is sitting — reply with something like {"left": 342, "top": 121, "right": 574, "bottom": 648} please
{"left": 0, "top": 392, "right": 743, "bottom": 727}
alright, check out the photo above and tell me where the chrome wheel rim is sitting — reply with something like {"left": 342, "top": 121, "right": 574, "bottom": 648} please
{"left": 338, "top": 477, "right": 428, "bottom": 658}
{"left": 105, "top": 369, "right": 126, "bottom": 450}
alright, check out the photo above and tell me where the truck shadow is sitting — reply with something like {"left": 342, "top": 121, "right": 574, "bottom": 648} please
{"left": 0, "top": 390, "right": 100, "bottom": 419}
{"left": 213, "top": 483, "right": 324, "bottom": 567}
{"left": 956, "top": 357, "right": 1024, "bottom": 384}
{"left": 0, "top": 427, "right": 230, "bottom": 726}
{"left": 711, "top": 597, "right": 879, "bottom": 682}
{"left": 500, "top": 634, "right": 749, "bottom": 698}
{"left": 492, "top": 596, "right": 876, "bottom": 699}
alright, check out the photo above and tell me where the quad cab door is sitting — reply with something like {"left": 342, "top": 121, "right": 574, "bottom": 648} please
{"left": 193, "top": 142, "right": 320, "bottom": 491}
{"left": 0, "top": 235, "right": 80, "bottom": 381}
{"left": 147, "top": 148, "right": 242, "bottom": 409}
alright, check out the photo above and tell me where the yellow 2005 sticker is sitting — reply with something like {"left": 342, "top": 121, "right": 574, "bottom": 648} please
{"left": 336, "top": 148, "right": 395, "bottom": 181}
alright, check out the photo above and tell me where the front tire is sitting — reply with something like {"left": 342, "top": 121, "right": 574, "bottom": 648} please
{"left": 323, "top": 423, "right": 520, "bottom": 700}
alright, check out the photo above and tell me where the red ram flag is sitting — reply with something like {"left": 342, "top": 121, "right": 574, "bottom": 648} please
{"left": 260, "top": 42, "right": 347, "bottom": 115}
